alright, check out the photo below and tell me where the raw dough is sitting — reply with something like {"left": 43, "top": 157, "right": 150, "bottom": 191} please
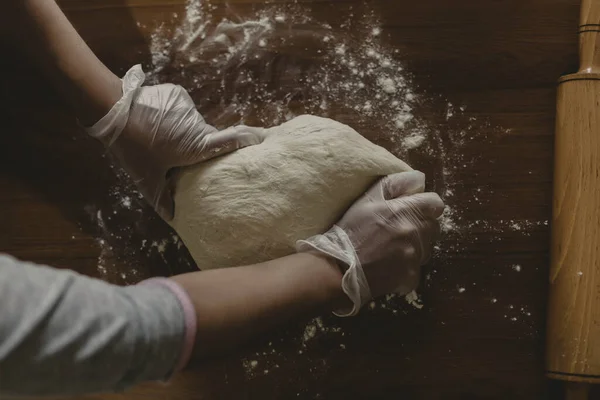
{"left": 170, "top": 115, "right": 411, "bottom": 270}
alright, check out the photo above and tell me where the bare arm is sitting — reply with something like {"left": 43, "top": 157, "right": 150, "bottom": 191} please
{"left": 3, "top": 0, "right": 122, "bottom": 125}
{"left": 0, "top": 252, "right": 345, "bottom": 396}
{"left": 3, "top": 0, "right": 270, "bottom": 219}
{"left": 0, "top": 0, "right": 347, "bottom": 376}
{"left": 0, "top": 0, "right": 443, "bottom": 396}
{"left": 172, "top": 253, "right": 347, "bottom": 358}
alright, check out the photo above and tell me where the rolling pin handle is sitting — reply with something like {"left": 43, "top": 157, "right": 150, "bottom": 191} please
{"left": 578, "top": 0, "right": 600, "bottom": 72}
{"left": 548, "top": 0, "right": 600, "bottom": 396}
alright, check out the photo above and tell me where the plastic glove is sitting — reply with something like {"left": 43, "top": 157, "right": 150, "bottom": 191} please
{"left": 86, "top": 65, "right": 269, "bottom": 220}
{"left": 297, "top": 171, "right": 444, "bottom": 316}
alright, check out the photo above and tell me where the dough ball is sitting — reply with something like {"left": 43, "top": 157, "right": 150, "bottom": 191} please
{"left": 170, "top": 115, "right": 411, "bottom": 270}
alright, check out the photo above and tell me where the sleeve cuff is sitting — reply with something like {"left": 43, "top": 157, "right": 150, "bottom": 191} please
{"left": 138, "top": 278, "right": 197, "bottom": 374}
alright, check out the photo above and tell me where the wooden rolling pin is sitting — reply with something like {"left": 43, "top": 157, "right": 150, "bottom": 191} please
{"left": 547, "top": 0, "right": 600, "bottom": 398}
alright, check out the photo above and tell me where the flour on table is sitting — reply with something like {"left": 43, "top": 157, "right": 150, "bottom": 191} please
{"left": 82, "top": 1, "right": 542, "bottom": 369}
{"left": 144, "top": 0, "right": 470, "bottom": 248}
{"left": 139, "top": 0, "right": 528, "bottom": 319}
{"left": 405, "top": 290, "right": 424, "bottom": 309}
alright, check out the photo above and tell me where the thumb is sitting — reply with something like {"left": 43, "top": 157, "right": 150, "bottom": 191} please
{"left": 193, "top": 126, "right": 270, "bottom": 163}
{"left": 387, "top": 192, "right": 445, "bottom": 220}
{"left": 380, "top": 171, "right": 426, "bottom": 200}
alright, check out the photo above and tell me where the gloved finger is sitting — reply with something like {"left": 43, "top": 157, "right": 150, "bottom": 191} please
{"left": 183, "top": 98, "right": 219, "bottom": 138}
{"left": 193, "top": 120, "right": 219, "bottom": 138}
{"left": 176, "top": 119, "right": 219, "bottom": 158}
{"left": 388, "top": 192, "right": 445, "bottom": 220}
{"left": 415, "top": 219, "right": 441, "bottom": 264}
{"left": 394, "top": 266, "right": 420, "bottom": 296}
{"left": 380, "top": 171, "right": 426, "bottom": 200}
{"left": 214, "top": 125, "right": 269, "bottom": 146}
{"left": 195, "top": 126, "right": 270, "bottom": 162}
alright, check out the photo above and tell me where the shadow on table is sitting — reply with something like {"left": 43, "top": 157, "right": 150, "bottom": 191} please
{"left": 0, "top": 0, "right": 195, "bottom": 280}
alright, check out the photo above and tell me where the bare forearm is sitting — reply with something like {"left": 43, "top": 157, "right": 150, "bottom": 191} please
{"left": 171, "top": 253, "right": 347, "bottom": 358}
{"left": 4, "top": 0, "right": 121, "bottom": 124}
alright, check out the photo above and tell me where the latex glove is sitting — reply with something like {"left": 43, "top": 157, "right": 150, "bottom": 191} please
{"left": 297, "top": 171, "right": 444, "bottom": 316}
{"left": 86, "top": 65, "right": 269, "bottom": 220}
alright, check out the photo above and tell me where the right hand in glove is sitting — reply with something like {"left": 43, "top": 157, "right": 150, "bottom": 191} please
{"left": 297, "top": 171, "right": 444, "bottom": 316}
{"left": 86, "top": 65, "right": 269, "bottom": 220}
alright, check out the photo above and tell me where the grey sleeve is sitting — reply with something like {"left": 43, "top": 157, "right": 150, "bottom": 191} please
{"left": 0, "top": 254, "right": 186, "bottom": 396}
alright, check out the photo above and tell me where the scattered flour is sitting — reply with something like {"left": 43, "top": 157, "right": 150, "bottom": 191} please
{"left": 402, "top": 132, "right": 426, "bottom": 150}
{"left": 145, "top": 1, "right": 426, "bottom": 158}
{"left": 404, "top": 290, "right": 424, "bottom": 309}
{"left": 303, "top": 324, "right": 317, "bottom": 342}
{"left": 378, "top": 77, "right": 397, "bottom": 94}
{"left": 440, "top": 206, "right": 457, "bottom": 233}
{"left": 121, "top": 196, "right": 132, "bottom": 208}
{"left": 139, "top": 0, "right": 540, "bottom": 330}
{"left": 142, "top": 0, "right": 512, "bottom": 244}
{"left": 85, "top": 166, "right": 192, "bottom": 284}
{"left": 83, "top": 1, "right": 542, "bottom": 370}
{"left": 446, "top": 102, "right": 454, "bottom": 120}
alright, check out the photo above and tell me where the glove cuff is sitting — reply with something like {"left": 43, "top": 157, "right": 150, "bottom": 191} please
{"left": 84, "top": 64, "right": 146, "bottom": 146}
{"left": 296, "top": 226, "right": 371, "bottom": 317}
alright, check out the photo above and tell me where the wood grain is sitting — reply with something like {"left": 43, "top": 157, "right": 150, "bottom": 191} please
{"left": 579, "top": 0, "right": 600, "bottom": 72}
{"left": 546, "top": 0, "right": 600, "bottom": 391}
{"left": 0, "top": 0, "right": 587, "bottom": 399}
{"left": 547, "top": 77, "right": 600, "bottom": 384}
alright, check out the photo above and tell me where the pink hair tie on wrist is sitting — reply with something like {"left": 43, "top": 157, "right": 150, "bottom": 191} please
{"left": 139, "top": 278, "right": 197, "bottom": 374}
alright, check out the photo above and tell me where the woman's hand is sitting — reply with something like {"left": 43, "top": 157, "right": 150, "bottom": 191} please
{"left": 4, "top": 1, "right": 270, "bottom": 220}
{"left": 86, "top": 65, "right": 270, "bottom": 220}
{"left": 298, "top": 171, "right": 444, "bottom": 316}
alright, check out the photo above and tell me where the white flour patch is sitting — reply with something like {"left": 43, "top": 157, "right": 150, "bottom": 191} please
{"left": 300, "top": 316, "right": 343, "bottom": 346}
{"left": 405, "top": 290, "right": 424, "bottom": 309}
{"left": 402, "top": 131, "right": 426, "bottom": 150}
{"left": 146, "top": 2, "right": 422, "bottom": 153}
{"left": 440, "top": 206, "right": 458, "bottom": 233}
{"left": 446, "top": 102, "right": 454, "bottom": 120}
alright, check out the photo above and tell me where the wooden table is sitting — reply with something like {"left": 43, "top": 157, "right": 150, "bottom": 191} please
{"left": 0, "top": 0, "right": 585, "bottom": 398}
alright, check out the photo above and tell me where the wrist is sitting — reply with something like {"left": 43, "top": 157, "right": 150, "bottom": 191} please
{"left": 85, "top": 65, "right": 144, "bottom": 140}
{"left": 312, "top": 254, "right": 353, "bottom": 312}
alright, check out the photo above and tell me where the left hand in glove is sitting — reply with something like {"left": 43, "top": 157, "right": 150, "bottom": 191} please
{"left": 297, "top": 171, "right": 444, "bottom": 316}
{"left": 86, "top": 65, "right": 269, "bottom": 220}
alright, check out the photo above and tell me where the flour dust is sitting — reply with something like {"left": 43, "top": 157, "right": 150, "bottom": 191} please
{"left": 86, "top": 0, "right": 542, "bottom": 377}
{"left": 84, "top": 162, "right": 195, "bottom": 285}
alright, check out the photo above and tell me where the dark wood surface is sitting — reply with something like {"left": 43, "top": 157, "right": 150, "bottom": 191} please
{"left": 0, "top": 0, "right": 588, "bottom": 399}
